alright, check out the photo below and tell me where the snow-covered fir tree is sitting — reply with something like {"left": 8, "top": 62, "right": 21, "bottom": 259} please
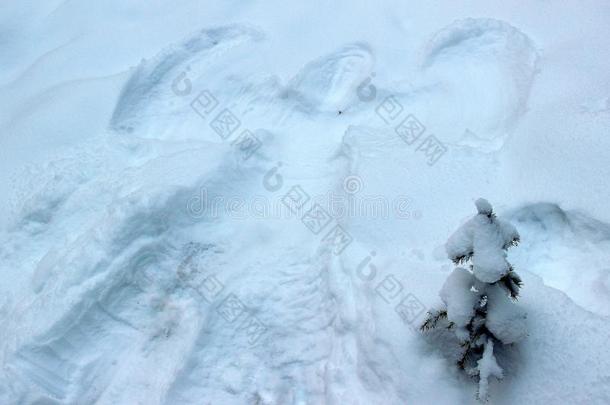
{"left": 421, "top": 198, "right": 527, "bottom": 401}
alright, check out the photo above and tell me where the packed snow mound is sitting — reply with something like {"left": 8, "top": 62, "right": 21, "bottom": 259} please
{"left": 508, "top": 202, "right": 610, "bottom": 317}
{"left": 495, "top": 272, "right": 610, "bottom": 405}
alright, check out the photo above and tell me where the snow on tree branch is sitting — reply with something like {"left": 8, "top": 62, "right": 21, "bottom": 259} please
{"left": 421, "top": 198, "right": 527, "bottom": 402}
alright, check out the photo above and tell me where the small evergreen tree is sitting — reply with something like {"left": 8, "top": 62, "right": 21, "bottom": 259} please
{"left": 421, "top": 199, "right": 526, "bottom": 401}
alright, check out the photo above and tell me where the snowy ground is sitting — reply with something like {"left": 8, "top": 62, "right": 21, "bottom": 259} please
{"left": 1, "top": 1, "right": 609, "bottom": 404}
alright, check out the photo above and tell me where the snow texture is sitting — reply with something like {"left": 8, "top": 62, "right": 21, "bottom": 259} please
{"left": 1, "top": 1, "right": 610, "bottom": 404}
{"left": 439, "top": 267, "right": 478, "bottom": 329}
{"left": 429, "top": 199, "right": 525, "bottom": 399}
{"left": 446, "top": 200, "right": 519, "bottom": 283}
{"left": 475, "top": 198, "right": 493, "bottom": 215}
{"left": 477, "top": 339, "right": 503, "bottom": 401}
{"left": 485, "top": 285, "right": 527, "bottom": 344}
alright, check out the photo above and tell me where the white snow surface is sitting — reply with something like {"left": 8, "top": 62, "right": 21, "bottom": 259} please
{"left": 485, "top": 285, "right": 527, "bottom": 345}
{"left": 476, "top": 339, "right": 503, "bottom": 402}
{"left": 439, "top": 267, "right": 478, "bottom": 330}
{"left": 445, "top": 202, "right": 519, "bottom": 283}
{"left": 1, "top": 1, "right": 610, "bottom": 404}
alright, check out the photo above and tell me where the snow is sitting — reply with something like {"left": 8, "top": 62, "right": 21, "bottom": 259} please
{"left": 485, "top": 285, "right": 527, "bottom": 345}
{"left": 1, "top": 1, "right": 610, "bottom": 404}
{"left": 439, "top": 267, "right": 478, "bottom": 329}
{"left": 475, "top": 198, "right": 493, "bottom": 216}
{"left": 477, "top": 339, "right": 503, "bottom": 401}
{"left": 445, "top": 200, "right": 518, "bottom": 283}
{"left": 471, "top": 218, "right": 511, "bottom": 283}
{"left": 509, "top": 203, "right": 610, "bottom": 318}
